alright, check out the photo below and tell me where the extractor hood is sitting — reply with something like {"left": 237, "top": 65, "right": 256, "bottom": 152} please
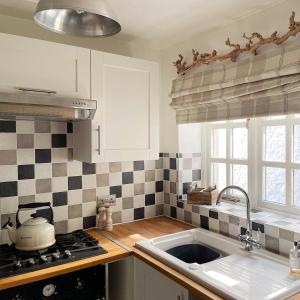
{"left": 0, "top": 89, "right": 97, "bottom": 121}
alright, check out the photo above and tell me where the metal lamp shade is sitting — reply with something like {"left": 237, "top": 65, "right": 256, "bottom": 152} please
{"left": 34, "top": 0, "right": 121, "bottom": 37}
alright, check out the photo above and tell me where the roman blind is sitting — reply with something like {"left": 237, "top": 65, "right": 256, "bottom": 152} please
{"left": 170, "top": 39, "right": 300, "bottom": 124}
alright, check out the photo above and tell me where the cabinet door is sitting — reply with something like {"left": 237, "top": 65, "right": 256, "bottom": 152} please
{"left": 134, "top": 258, "right": 188, "bottom": 300}
{"left": 74, "top": 51, "right": 159, "bottom": 163}
{"left": 0, "top": 33, "right": 90, "bottom": 98}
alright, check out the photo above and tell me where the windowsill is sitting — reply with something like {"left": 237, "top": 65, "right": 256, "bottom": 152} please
{"left": 197, "top": 201, "right": 300, "bottom": 232}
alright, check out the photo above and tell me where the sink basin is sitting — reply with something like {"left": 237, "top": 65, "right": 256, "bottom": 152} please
{"left": 136, "top": 228, "right": 300, "bottom": 300}
{"left": 166, "top": 243, "right": 224, "bottom": 264}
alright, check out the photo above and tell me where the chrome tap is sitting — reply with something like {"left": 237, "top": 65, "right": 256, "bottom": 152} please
{"left": 216, "top": 185, "right": 261, "bottom": 251}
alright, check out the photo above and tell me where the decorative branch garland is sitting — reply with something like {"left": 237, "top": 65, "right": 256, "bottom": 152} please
{"left": 173, "top": 11, "right": 300, "bottom": 75}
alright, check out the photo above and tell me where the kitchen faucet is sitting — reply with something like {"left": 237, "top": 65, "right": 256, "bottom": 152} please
{"left": 216, "top": 185, "right": 261, "bottom": 251}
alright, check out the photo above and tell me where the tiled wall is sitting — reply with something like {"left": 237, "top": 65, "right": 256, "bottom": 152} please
{"left": 163, "top": 152, "right": 300, "bottom": 257}
{"left": 0, "top": 120, "right": 163, "bottom": 244}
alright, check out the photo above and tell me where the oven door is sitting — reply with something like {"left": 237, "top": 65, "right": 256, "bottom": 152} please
{"left": 0, "top": 265, "right": 106, "bottom": 300}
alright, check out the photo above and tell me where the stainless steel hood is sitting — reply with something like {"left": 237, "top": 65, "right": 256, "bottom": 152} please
{"left": 0, "top": 89, "right": 97, "bottom": 121}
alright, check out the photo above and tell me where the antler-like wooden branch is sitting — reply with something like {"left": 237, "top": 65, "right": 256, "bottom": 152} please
{"left": 174, "top": 12, "right": 300, "bottom": 75}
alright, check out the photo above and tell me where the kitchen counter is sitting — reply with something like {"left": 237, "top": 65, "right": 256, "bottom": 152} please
{"left": 0, "top": 230, "right": 129, "bottom": 291}
{"left": 1, "top": 216, "right": 299, "bottom": 300}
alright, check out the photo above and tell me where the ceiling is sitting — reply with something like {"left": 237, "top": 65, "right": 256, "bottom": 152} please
{"left": 0, "top": 0, "right": 288, "bottom": 49}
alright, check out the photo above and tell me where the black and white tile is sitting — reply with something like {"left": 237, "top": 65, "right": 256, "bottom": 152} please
{"left": 0, "top": 120, "right": 164, "bottom": 244}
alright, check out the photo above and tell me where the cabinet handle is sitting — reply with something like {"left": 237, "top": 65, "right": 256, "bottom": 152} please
{"left": 16, "top": 87, "right": 56, "bottom": 95}
{"left": 96, "top": 125, "right": 101, "bottom": 155}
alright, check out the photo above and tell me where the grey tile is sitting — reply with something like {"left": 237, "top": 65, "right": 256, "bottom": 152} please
{"left": 164, "top": 192, "right": 170, "bottom": 204}
{"left": 123, "top": 197, "right": 134, "bottom": 209}
{"left": 18, "top": 195, "right": 35, "bottom": 205}
{"left": 109, "top": 162, "right": 122, "bottom": 173}
{"left": 0, "top": 150, "right": 16, "bottom": 165}
{"left": 52, "top": 163, "right": 67, "bottom": 177}
{"left": 17, "top": 134, "right": 34, "bottom": 149}
{"left": 192, "top": 169, "right": 201, "bottom": 181}
{"left": 68, "top": 204, "right": 82, "bottom": 219}
{"left": 155, "top": 158, "right": 163, "bottom": 169}
{"left": 134, "top": 183, "right": 145, "bottom": 195}
{"left": 83, "top": 189, "right": 96, "bottom": 203}
{"left": 279, "top": 228, "right": 294, "bottom": 242}
{"left": 192, "top": 205, "right": 200, "bottom": 214}
{"left": 156, "top": 204, "right": 164, "bottom": 216}
{"left": 35, "top": 121, "right": 50, "bottom": 133}
{"left": 184, "top": 210, "right": 192, "bottom": 224}
{"left": 265, "top": 235, "right": 280, "bottom": 254}
{"left": 97, "top": 174, "right": 109, "bottom": 187}
{"left": 36, "top": 178, "right": 52, "bottom": 194}
{"left": 170, "top": 182, "right": 177, "bottom": 194}
{"left": 145, "top": 170, "right": 155, "bottom": 182}
{"left": 112, "top": 211, "right": 122, "bottom": 224}
{"left": 229, "top": 215, "right": 240, "bottom": 225}
{"left": 68, "top": 148, "right": 73, "bottom": 161}
{"left": 54, "top": 220, "right": 68, "bottom": 234}
{"left": 219, "top": 221, "right": 229, "bottom": 237}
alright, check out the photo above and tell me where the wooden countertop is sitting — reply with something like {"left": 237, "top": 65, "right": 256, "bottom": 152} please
{"left": 0, "top": 229, "right": 129, "bottom": 291}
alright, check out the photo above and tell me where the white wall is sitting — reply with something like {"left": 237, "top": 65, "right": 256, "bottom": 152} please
{"left": 0, "top": 14, "right": 161, "bottom": 62}
{"left": 160, "top": 0, "right": 300, "bottom": 153}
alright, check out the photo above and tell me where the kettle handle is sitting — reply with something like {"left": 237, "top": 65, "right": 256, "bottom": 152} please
{"left": 16, "top": 202, "right": 54, "bottom": 228}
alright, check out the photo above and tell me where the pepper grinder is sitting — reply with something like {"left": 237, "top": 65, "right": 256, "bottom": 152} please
{"left": 105, "top": 206, "right": 113, "bottom": 231}
{"left": 98, "top": 206, "right": 107, "bottom": 230}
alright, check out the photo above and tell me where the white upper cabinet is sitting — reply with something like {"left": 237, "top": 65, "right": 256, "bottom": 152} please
{"left": 0, "top": 33, "right": 90, "bottom": 98}
{"left": 74, "top": 51, "right": 159, "bottom": 162}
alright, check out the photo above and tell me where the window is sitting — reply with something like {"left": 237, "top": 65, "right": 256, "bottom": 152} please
{"left": 202, "top": 115, "right": 300, "bottom": 214}
{"left": 203, "top": 119, "right": 250, "bottom": 200}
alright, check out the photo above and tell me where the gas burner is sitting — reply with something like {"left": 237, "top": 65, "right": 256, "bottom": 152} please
{"left": 0, "top": 230, "right": 107, "bottom": 278}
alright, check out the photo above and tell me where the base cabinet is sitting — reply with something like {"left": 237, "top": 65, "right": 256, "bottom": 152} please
{"left": 133, "top": 258, "right": 188, "bottom": 300}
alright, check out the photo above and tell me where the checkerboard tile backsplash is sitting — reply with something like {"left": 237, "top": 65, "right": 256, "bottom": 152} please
{"left": 0, "top": 120, "right": 163, "bottom": 244}
{"left": 1, "top": 120, "right": 299, "bottom": 257}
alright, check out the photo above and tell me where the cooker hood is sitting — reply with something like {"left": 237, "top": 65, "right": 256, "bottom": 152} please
{"left": 0, "top": 89, "right": 97, "bottom": 121}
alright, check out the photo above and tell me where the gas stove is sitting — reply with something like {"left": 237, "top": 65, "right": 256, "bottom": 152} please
{"left": 0, "top": 230, "right": 107, "bottom": 278}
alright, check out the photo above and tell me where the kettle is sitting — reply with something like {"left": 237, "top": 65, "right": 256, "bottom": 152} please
{"left": 4, "top": 202, "right": 56, "bottom": 251}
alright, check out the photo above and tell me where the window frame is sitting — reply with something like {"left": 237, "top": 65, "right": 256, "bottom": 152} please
{"left": 201, "top": 115, "right": 300, "bottom": 215}
{"left": 202, "top": 119, "right": 254, "bottom": 204}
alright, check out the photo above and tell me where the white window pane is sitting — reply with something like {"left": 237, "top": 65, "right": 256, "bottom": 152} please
{"left": 264, "top": 126, "right": 286, "bottom": 162}
{"left": 212, "top": 128, "right": 226, "bottom": 158}
{"left": 263, "top": 167, "right": 286, "bottom": 204}
{"left": 212, "top": 163, "right": 226, "bottom": 190}
{"left": 232, "top": 164, "right": 248, "bottom": 192}
{"left": 232, "top": 127, "right": 248, "bottom": 159}
{"left": 293, "top": 170, "right": 300, "bottom": 207}
{"left": 294, "top": 125, "right": 300, "bottom": 163}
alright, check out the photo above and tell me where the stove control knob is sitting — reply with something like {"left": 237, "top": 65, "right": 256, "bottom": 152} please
{"left": 52, "top": 251, "right": 60, "bottom": 260}
{"left": 40, "top": 255, "right": 48, "bottom": 263}
{"left": 14, "top": 260, "right": 22, "bottom": 270}
{"left": 27, "top": 258, "right": 35, "bottom": 266}
{"left": 64, "top": 250, "right": 71, "bottom": 258}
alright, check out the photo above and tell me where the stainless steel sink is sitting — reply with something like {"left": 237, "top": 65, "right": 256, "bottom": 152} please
{"left": 166, "top": 243, "right": 224, "bottom": 264}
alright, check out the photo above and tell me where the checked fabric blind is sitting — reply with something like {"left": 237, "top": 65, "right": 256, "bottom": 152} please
{"left": 170, "top": 39, "right": 300, "bottom": 124}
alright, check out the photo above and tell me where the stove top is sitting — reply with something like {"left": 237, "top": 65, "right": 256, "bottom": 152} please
{"left": 0, "top": 230, "right": 107, "bottom": 278}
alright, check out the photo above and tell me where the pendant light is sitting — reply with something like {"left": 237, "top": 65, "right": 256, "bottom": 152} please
{"left": 34, "top": 0, "right": 121, "bottom": 37}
